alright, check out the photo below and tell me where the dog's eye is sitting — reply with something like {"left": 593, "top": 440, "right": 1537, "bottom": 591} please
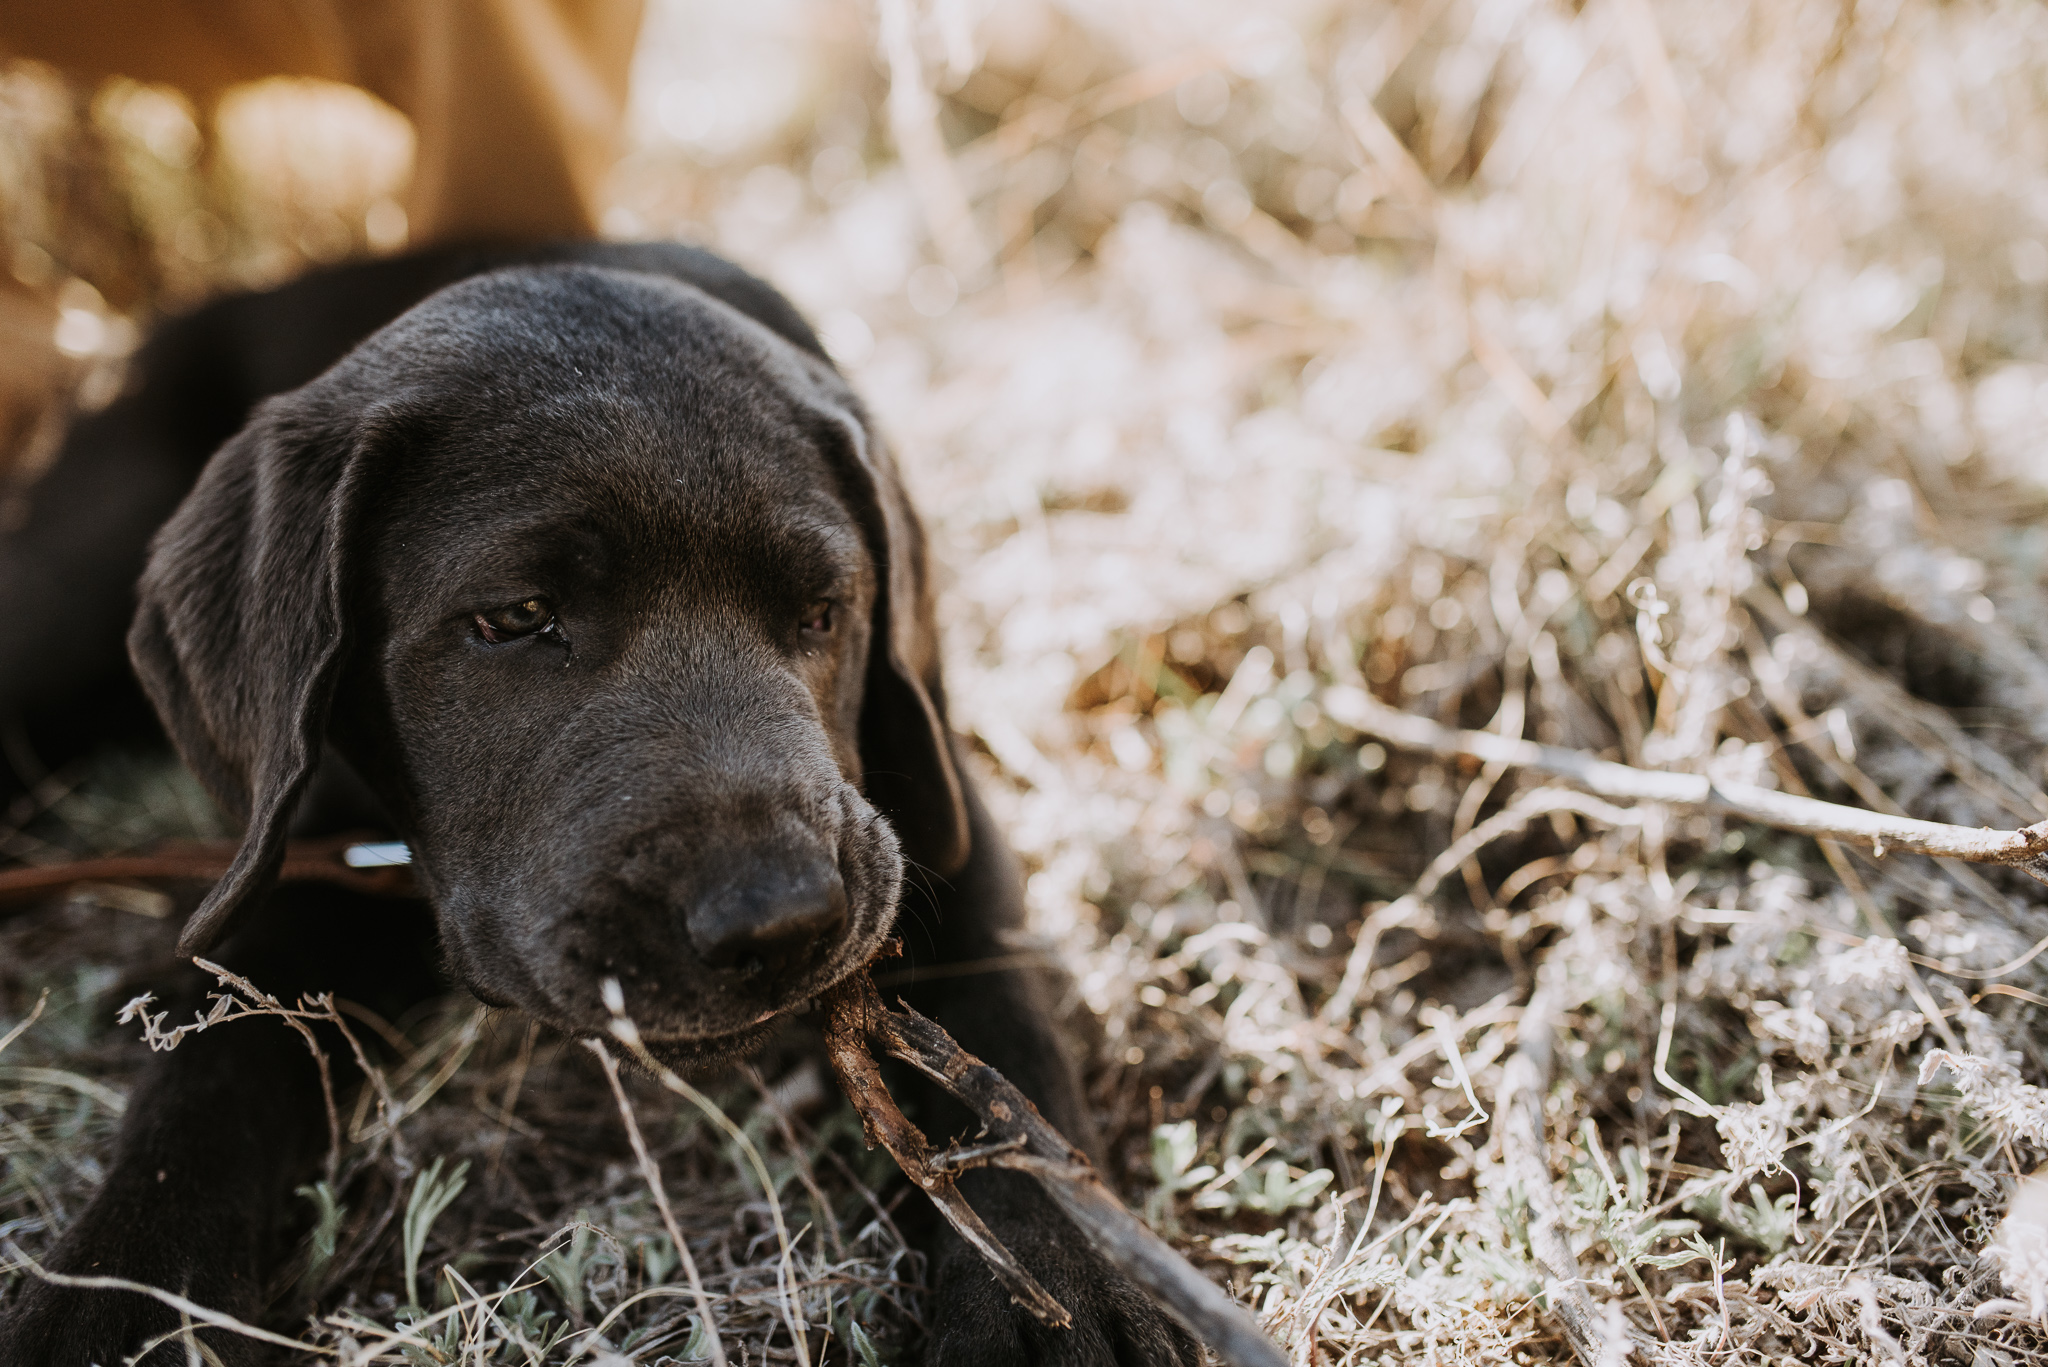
{"left": 476, "top": 598, "right": 555, "bottom": 643}
{"left": 801, "top": 602, "right": 834, "bottom": 635}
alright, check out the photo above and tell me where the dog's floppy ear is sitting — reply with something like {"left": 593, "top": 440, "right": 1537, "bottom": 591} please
{"left": 129, "top": 395, "right": 384, "bottom": 957}
{"left": 803, "top": 390, "right": 970, "bottom": 877}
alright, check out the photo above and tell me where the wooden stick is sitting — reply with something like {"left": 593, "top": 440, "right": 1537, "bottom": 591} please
{"left": 818, "top": 972, "right": 1287, "bottom": 1367}
{"left": 818, "top": 974, "right": 1071, "bottom": 1329}
{"left": 1321, "top": 685, "right": 2048, "bottom": 880}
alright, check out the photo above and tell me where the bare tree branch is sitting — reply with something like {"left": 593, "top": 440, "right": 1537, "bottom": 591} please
{"left": 1322, "top": 685, "right": 2048, "bottom": 880}
{"left": 818, "top": 974, "right": 1071, "bottom": 1329}
{"left": 818, "top": 971, "right": 1288, "bottom": 1367}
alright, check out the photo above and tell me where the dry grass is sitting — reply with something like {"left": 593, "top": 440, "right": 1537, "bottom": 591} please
{"left": 4, "top": 0, "right": 2048, "bottom": 1362}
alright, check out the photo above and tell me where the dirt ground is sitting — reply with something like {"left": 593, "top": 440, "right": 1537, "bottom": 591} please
{"left": 3, "top": 0, "right": 2048, "bottom": 1363}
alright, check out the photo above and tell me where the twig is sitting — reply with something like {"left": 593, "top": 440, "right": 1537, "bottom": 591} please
{"left": 1321, "top": 685, "right": 2048, "bottom": 879}
{"left": 817, "top": 971, "right": 1288, "bottom": 1367}
{"left": 817, "top": 973, "right": 1069, "bottom": 1328}
{"left": 599, "top": 982, "right": 812, "bottom": 1365}
{"left": 1494, "top": 980, "right": 1608, "bottom": 1366}
{"left": 584, "top": 1038, "right": 729, "bottom": 1367}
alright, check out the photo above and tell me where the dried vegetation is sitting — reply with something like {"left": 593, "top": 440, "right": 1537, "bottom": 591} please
{"left": 3, "top": 0, "right": 2048, "bottom": 1362}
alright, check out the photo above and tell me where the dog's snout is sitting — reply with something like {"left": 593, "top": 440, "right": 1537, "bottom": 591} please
{"left": 687, "top": 861, "right": 848, "bottom": 985}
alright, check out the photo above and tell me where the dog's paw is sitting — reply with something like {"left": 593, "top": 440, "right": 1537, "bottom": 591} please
{"left": 923, "top": 1183, "right": 1201, "bottom": 1367}
{"left": 0, "top": 1193, "right": 267, "bottom": 1367}
{"left": 0, "top": 1275, "right": 263, "bottom": 1367}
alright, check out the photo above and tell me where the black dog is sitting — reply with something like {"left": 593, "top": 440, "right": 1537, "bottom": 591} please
{"left": 0, "top": 243, "right": 1197, "bottom": 1366}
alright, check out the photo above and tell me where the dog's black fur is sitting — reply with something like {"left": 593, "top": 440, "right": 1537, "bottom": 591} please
{"left": 0, "top": 243, "right": 1198, "bottom": 1366}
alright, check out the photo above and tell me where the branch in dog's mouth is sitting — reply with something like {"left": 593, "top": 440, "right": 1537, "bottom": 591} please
{"left": 594, "top": 955, "right": 1284, "bottom": 1365}
{"left": 811, "top": 963, "right": 1289, "bottom": 1367}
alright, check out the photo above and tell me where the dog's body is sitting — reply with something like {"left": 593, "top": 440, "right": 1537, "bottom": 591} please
{"left": 0, "top": 244, "right": 1195, "bottom": 1365}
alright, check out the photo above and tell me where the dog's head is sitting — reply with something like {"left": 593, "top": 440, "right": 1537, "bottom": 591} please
{"left": 128, "top": 263, "right": 968, "bottom": 1058}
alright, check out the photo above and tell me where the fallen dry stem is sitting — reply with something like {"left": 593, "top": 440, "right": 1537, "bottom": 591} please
{"left": 1495, "top": 981, "right": 1606, "bottom": 1366}
{"left": 1322, "top": 686, "right": 2048, "bottom": 880}
{"left": 583, "top": 1038, "right": 728, "bottom": 1367}
{"left": 122, "top": 958, "right": 362, "bottom": 1183}
{"left": 598, "top": 985, "right": 813, "bottom": 1364}
{"left": 0, "top": 1246, "right": 332, "bottom": 1357}
{"left": 816, "top": 970, "right": 1288, "bottom": 1367}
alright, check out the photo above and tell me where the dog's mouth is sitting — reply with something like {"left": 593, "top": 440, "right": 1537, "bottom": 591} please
{"left": 588, "top": 989, "right": 840, "bottom": 1069}
{"left": 461, "top": 957, "right": 824, "bottom": 1059}
{"left": 560, "top": 941, "right": 868, "bottom": 1065}
{"left": 455, "top": 915, "right": 882, "bottom": 1061}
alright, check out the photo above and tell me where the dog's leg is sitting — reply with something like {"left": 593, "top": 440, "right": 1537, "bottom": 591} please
{"left": 897, "top": 776, "right": 1201, "bottom": 1367}
{"left": 0, "top": 886, "right": 439, "bottom": 1367}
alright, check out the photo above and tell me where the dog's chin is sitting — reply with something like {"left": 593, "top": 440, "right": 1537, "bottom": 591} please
{"left": 504, "top": 1001, "right": 788, "bottom": 1069}
{"left": 631, "top": 1017, "right": 786, "bottom": 1070}
{"left": 610, "top": 967, "right": 851, "bottom": 1067}
{"left": 607, "top": 929, "right": 885, "bottom": 1053}
{"left": 485, "top": 931, "right": 888, "bottom": 1068}
{"left": 532, "top": 990, "right": 828, "bottom": 1070}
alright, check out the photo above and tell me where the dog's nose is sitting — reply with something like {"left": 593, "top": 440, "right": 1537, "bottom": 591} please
{"left": 687, "top": 865, "right": 848, "bottom": 986}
